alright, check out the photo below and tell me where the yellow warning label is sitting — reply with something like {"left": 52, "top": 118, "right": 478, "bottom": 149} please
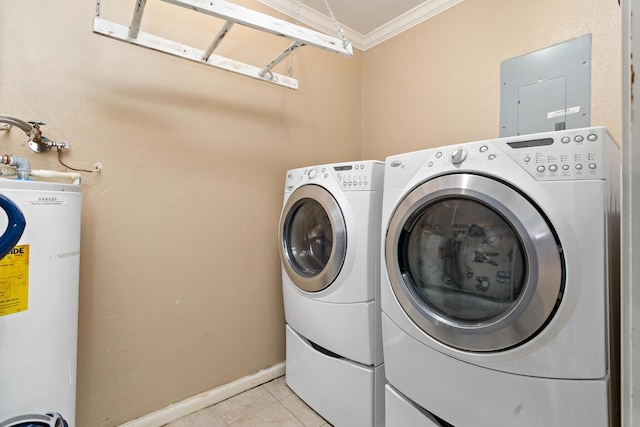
{"left": 0, "top": 245, "right": 29, "bottom": 317}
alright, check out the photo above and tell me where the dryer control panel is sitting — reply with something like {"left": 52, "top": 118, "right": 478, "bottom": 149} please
{"left": 418, "top": 127, "right": 617, "bottom": 182}
{"left": 496, "top": 127, "right": 620, "bottom": 181}
{"left": 494, "top": 126, "right": 617, "bottom": 181}
{"left": 404, "top": 127, "right": 618, "bottom": 185}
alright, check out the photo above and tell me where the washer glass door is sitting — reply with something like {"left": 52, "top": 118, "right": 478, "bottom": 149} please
{"left": 280, "top": 185, "right": 347, "bottom": 292}
{"left": 385, "top": 174, "right": 564, "bottom": 352}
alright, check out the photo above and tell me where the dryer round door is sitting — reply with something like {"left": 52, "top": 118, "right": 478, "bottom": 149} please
{"left": 280, "top": 184, "right": 347, "bottom": 292}
{"left": 385, "top": 173, "right": 564, "bottom": 352}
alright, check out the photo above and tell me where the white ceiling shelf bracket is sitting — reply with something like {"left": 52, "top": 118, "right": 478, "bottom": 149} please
{"left": 259, "top": 41, "right": 302, "bottom": 77}
{"left": 128, "top": 0, "right": 147, "bottom": 38}
{"left": 203, "top": 21, "right": 235, "bottom": 60}
{"left": 93, "top": 0, "right": 353, "bottom": 90}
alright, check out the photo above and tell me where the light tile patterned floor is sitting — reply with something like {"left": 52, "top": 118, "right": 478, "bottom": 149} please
{"left": 163, "top": 376, "right": 332, "bottom": 427}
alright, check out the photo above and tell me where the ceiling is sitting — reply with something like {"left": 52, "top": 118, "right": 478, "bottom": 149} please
{"left": 256, "top": 0, "right": 463, "bottom": 51}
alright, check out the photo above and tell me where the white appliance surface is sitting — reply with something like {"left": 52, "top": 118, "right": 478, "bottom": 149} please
{"left": 281, "top": 160, "right": 384, "bottom": 366}
{"left": 385, "top": 384, "right": 445, "bottom": 427}
{"left": 381, "top": 127, "right": 619, "bottom": 426}
{"left": 383, "top": 314, "right": 610, "bottom": 426}
{"left": 280, "top": 160, "right": 385, "bottom": 427}
{"left": 0, "top": 180, "right": 82, "bottom": 427}
{"left": 285, "top": 326, "right": 385, "bottom": 427}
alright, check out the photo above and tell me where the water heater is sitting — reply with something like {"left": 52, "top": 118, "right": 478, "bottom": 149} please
{"left": 0, "top": 179, "right": 81, "bottom": 427}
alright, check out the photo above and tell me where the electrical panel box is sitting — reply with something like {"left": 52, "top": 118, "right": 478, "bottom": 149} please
{"left": 500, "top": 34, "right": 591, "bottom": 137}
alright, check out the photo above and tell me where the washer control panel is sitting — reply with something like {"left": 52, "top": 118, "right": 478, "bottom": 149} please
{"left": 285, "top": 161, "right": 383, "bottom": 191}
{"left": 330, "top": 162, "right": 379, "bottom": 190}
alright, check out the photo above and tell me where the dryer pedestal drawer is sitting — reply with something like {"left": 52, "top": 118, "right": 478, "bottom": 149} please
{"left": 385, "top": 383, "right": 445, "bottom": 427}
{"left": 285, "top": 325, "right": 384, "bottom": 427}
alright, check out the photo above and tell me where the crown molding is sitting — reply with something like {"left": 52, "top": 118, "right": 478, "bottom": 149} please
{"left": 256, "top": 0, "right": 463, "bottom": 51}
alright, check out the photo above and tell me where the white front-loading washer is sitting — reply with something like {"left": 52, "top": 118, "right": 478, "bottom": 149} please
{"left": 381, "top": 127, "right": 620, "bottom": 427}
{"left": 279, "top": 160, "right": 385, "bottom": 427}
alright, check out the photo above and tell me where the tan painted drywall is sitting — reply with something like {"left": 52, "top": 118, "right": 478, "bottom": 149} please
{"left": 363, "top": 0, "right": 621, "bottom": 160}
{"left": 0, "top": 0, "right": 622, "bottom": 425}
{"left": 0, "top": 1, "right": 361, "bottom": 425}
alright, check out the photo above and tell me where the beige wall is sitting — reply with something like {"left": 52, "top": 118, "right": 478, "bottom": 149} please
{"left": 0, "top": 0, "right": 621, "bottom": 426}
{"left": 363, "top": 0, "right": 621, "bottom": 160}
{"left": 0, "top": 1, "right": 361, "bottom": 425}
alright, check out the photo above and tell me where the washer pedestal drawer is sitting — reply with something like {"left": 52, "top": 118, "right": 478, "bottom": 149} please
{"left": 285, "top": 325, "right": 384, "bottom": 427}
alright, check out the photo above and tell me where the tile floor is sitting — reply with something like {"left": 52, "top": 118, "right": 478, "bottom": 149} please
{"left": 163, "top": 376, "right": 332, "bottom": 427}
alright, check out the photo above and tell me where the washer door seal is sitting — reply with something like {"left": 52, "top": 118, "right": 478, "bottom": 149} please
{"left": 385, "top": 173, "right": 564, "bottom": 352}
{"left": 280, "top": 184, "right": 347, "bottom": 292}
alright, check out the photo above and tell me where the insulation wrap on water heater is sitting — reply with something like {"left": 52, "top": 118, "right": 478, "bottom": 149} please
{"left": 0, "top": 179, "right": 81, "bottom": 427}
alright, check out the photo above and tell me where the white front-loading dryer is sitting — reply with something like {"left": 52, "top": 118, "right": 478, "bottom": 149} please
{"left": 381, "top": 127, "right": 620, "bottom": 427}
{"left": 280, "top": 160, "right": 385, "bottom": 427}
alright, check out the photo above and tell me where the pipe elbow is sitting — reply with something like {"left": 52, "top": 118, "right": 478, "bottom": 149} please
{"left": 0, "top": 155, "right": 31, "bottom": 180}
{"left": 11, "top": 155, "right": 31, "bottom": 174}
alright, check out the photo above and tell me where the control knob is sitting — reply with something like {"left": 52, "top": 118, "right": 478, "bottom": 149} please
{"left": 450, "top": 149, "right": 468, "bottom": 165}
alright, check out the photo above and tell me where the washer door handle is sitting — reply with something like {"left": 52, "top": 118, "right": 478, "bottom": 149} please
{"left": 0, "top": 193, "right": 26, "bottom": 260}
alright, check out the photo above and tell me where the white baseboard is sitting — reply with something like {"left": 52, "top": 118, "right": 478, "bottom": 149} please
{"left": 118, "top": 362, "right": 286, "bottom": 427}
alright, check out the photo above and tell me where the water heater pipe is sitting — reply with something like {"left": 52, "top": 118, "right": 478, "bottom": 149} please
{"left": 0, "top": 114, "right": 69, "bottom": 153}
{"left": 30, "top": 170, "right": 81, "bottom": 185}
{"left": 0, "top": 154, "right": 31, "bottom": 179}
{"left": 0, "top": 155, "right": 81, "bottom": 184}
{"left": 0, "top": 115, "right": 34, "bottom": 135}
